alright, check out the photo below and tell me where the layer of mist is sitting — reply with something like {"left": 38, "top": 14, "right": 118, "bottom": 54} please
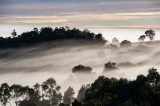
{"left": 0, "top": 39, "right": 160, "bottom": 95}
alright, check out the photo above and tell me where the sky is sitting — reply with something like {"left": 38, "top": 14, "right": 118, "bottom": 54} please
{"left": 0, "top": 0, "right": 160, "bottom": 28}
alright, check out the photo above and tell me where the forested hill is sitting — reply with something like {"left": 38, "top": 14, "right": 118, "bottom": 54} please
{"left": 0, "top": 27, "right": 104, "bottom": 48}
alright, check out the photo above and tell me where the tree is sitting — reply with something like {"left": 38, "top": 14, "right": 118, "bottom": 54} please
{"left": 72, "top": 99, "right": 81, "bottom": 106}
{"left": 95, "top": 33, "right": 103, "bottom": 40}
{"left": 103, "top": 61, "right": 118, "bottom": 72}
{"left": 111, "top": 38, "right": 120, "bottom": 47}
{"left": 63, "top": 86, "right": 75, "bottom": 106}
{"left": 41, "top": 78, "right": 62, "bottom": 106}
{"left": 138, "top": 35, "right": 146, "bottom": 42}
{"left": 145, "top": 29, "right": 155, "bottom": 41}
{"left": 33, "top": 83, "right": 41, "bottom": 101}
{"left": 0, "top": 27, "right": 105, "bottom": 48}
{"left": 120, "top": 40, "right": 132, "bottom": 48}
{"left": 11, "top": 29, "right": 17, "bottom": 38}
{"left": 33, "top": 28, "right": 39, "bottom": 34}
{"left": 72, "top": 65, "right": 92, "bottom": 74}
{"left": 10, "top": 84, "right": 23, "bottom": 106}
{"left": 51, "top": 86, "right": 62, "bottom": 106}
{"left": 0, "top": 83, "right": 11, "bottom": 106}
{"left": 77, "top": 85, "right": 89, "bottom": 102}
{"left": 147, "top": 68, "right": 160, "bottom": 86}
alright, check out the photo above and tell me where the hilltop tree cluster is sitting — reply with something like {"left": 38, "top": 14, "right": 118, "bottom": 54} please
{"left": 0, "top": 27, "right": 104, "bottom": 48}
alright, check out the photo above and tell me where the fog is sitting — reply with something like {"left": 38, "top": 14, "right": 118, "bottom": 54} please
{"left": 0, "top": 39, "right": 160, "bottom": 97}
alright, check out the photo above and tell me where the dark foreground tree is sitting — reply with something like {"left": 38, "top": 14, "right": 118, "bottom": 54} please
{"left": 77, "top": 85, "right": 90, "bottom": 102}
{"left": 82, "top": 68, "right": 160, "bottom": 106}
{"left": 0, "top": 83, "right": 11, "bottom": 106}
{"left": 10, "top": 84, "right": 23, "bottom": 106}
{"left": 63, "top": 86, "right": 75, "bottom": 106}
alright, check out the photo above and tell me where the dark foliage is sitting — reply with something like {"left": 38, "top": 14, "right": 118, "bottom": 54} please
{"left": 104, "top": 61, "right": 118, "bottom": 72}
{"left": 72, "top": 64, "right": 92, "bottom": 74}
{"left": 82, "top": 68, "right": 160, "bottom": 106}
{"left": 145, "top": 29, "right": 155, "bottom": 41}
{"left": 120, "top": 40, "right": 132, "bottom": 48}
{"left": 1, "top": 67, "right": 160, "bottom": 106}
{"left": 0, "top": 27, "right": 103, "bottom": 48}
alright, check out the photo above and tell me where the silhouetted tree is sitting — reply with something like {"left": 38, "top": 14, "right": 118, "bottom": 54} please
{"left": 138, "top": 35, "right": 146, "bottom": 42}
{"left": 0, "top": 83, "right": 11, "bottom": 106}
{"left": 77, "top": 85, "right": 89, "bottom": 102}
{"left": 11, "top": 29, "right": 17, "bottom": 38}
{"left": 95, "top": 33, "right": 103, "bottom": 40}
{"left": 104, "top": 61, "right": 118, "bottom": 72}
{"left": 145, "top": 29, "right": 155, "bottom": 41}
{"left": 33, "top": 28, "right": 39, "bottom": 34}
{"left": 41, "top": 78, "right": 62, "bottom": 106}
{"left": 120, "top": 40, "right": 132, "bottom": 47}
{"left": 10, "top": 84, "right": 23, "bottom": 106}
{"left": 72, "top": 65, "right": 92, "bottom": 74}
{"left": 72, "top": 99, "right": 81, "bottom": 106}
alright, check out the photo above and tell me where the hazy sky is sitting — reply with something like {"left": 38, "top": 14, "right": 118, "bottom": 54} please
{"left": 0, "top": 0, "right": 160, "bottom": 28}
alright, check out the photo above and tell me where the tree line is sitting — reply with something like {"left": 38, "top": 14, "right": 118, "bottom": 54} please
{"left": 0, "top": 27, "right": 156, "bottom": 48}
{"left": 1, "top": 67, "right": 160, "bottom": 106}
{"left": 0, "top": 27, "right": 104, "bottom": 48}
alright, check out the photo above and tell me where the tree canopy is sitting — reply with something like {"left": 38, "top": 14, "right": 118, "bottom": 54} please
{"left": 72, "top": 64, "right": 92, "bottom": 74}
{"left": 82, "top": 68, "right": 160, "bottom": 106}
{"left": 0, "top": 27, "right": 104, "bottom": 48}
{"left": 0, "top": 68, "right": 160, "bottom": 106}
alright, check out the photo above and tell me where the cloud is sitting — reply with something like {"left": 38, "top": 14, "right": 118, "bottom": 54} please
{"left": 0, "top": 0, "right": 159, "bottom": 28}
{"left": 0, "top": 12, "right": 160, "bottom": 29}
{"left": 0, "top": 0, "right": 160, "bottom": 16}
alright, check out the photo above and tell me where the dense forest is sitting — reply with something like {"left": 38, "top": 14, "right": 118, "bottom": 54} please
{"left": 0, "top": 27, "right": 104, "bottom": 48}
{"left": 0, "top": 68, "right": 160, "bottom": 106}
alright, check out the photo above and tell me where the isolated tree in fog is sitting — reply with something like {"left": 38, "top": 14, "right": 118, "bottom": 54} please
{"left": 72, "top": 64, "right": 92, "bottom": 74}
{"left": 104, "top": 61, "right": 118, "bottom": 71}
{"left": 112, "top": 37, "right": 120, "bottom": 47}
{"left": 11, "top": 29, "right": 17, "bottom": 38}
{"left": 145, "top": 29, "right": 155, "bottom": 41}
{"left": 120, "top": 40, "right": 132, "bottom": 47}
{"left": 63, "top": 86, "right": 75, "bottom": 105}
{"left": 138, "top": 35, "right": 146, "bottom": 42}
